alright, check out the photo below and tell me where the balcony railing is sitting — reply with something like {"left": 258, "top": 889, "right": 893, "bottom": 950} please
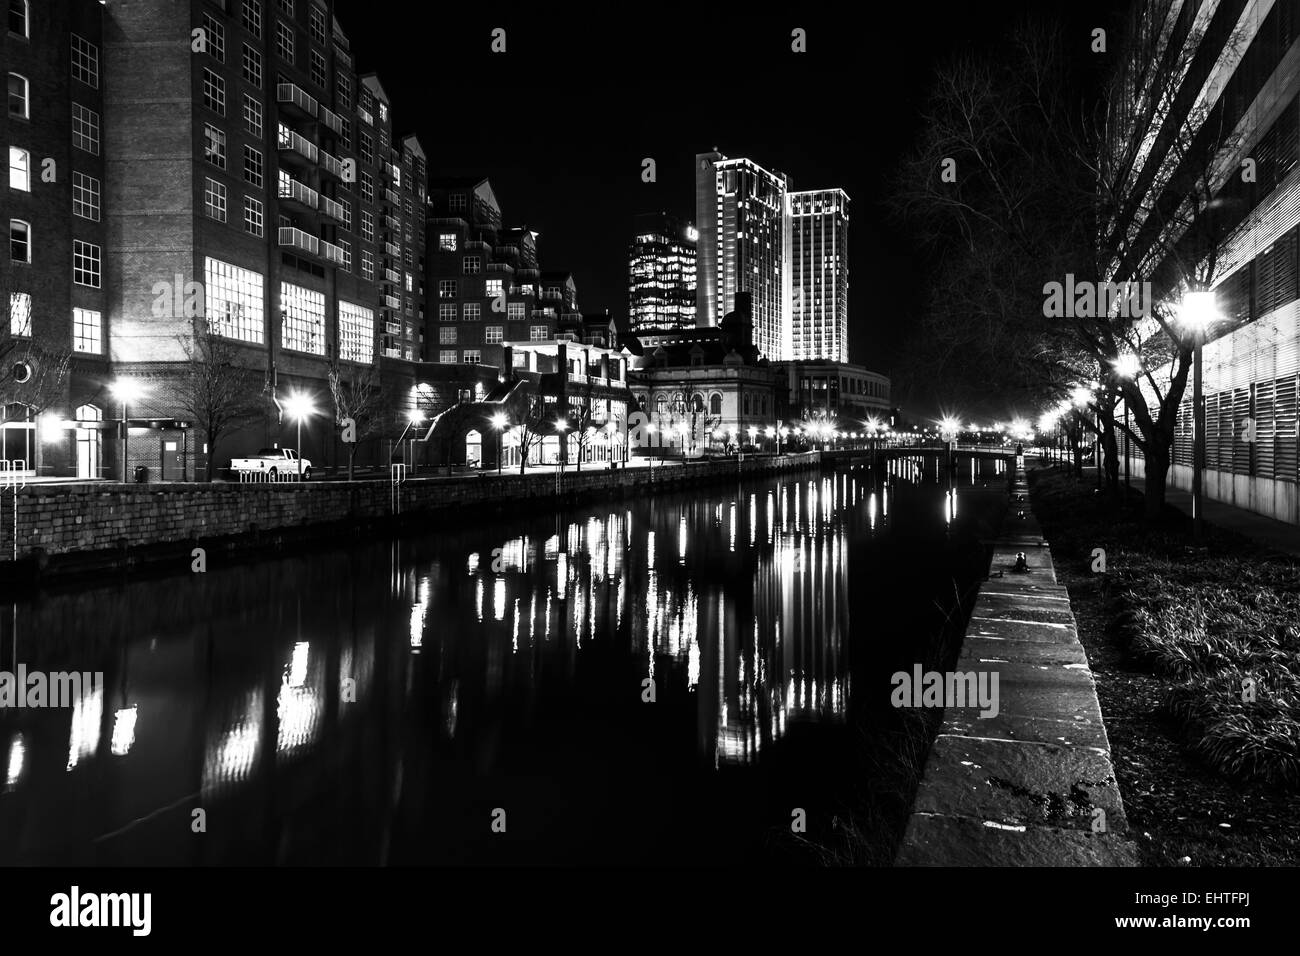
{"left": 278, "top": 227, "right": 345, "bottom": 266}
{"left": 277, "top": 82, "right": 318, "bottom": 120}
{"left": 385, "top": 322, "right": 401, "bottom": 335}
{"left": 486, "top": 262, "right": 512, "bottom": 273}
{"left": 277, "top": 126, "right": 318, "bottom": 164}
{"left": 385, "top": 214, "right": 400, "bottom": 232}
{"left": 320, "top": 194, "right": 346, "bottom": 223}
{"left": 383, "top": 187, "right": 401, "bottom": 206}
{"left": 278, "top": 174, "right": 319, "bottom": 211}
{"left": 383, "top": 347, "right": 401, "bottom": 358}
{"left": 318, "top": 104, "right": 344, "bottom": 135}
{"left": 358, "top": 104, "right": 374, "bottom": 126}
{"left": 384, "top": 294, "right": 401, "bottom": 309}
{"left": 384, "top": 268, "right": 401, "bottom": 283}
{"left": 384, "top": 241, "right": 401, "bottom": 258}
{"left": 319, "top": 148, "right": 346, "bottom": 180}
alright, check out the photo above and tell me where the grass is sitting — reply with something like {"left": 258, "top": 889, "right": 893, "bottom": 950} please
{"left": 1031, "top": 468, "right": 1300, "bottom": 864}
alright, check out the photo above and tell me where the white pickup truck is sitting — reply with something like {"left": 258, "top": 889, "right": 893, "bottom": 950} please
{"left": 230, "top": 447, "right": 312, "bottom": 480}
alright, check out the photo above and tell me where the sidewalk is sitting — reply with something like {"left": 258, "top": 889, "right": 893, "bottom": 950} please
{"left": 1125, "top": 474, "right": 1300, "bottom": 559}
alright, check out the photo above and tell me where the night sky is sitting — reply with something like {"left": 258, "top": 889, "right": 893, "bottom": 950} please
{"left": 335, "top": 3, "right": 1130, "bottom": 414}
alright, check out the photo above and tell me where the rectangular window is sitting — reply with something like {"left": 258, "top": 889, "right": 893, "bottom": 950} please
{"left": 242, "top": 0, "right": 262, "bottom": 38}
{"left": 280, "top": 281, "right": 325, "bottom": 354}
{"left": 341, "top": 199, "right": 351, "bottom": 230}
{"left": 439, "top": 303, "right": 457, "bottom": 321}
{"left": 243, "top": 145, "right": 263, "bottom": 187}
{"left": 73, "top": 239, "right": 101, "bottom": 288}
{"left": 277, "top": 0, "right": 294, "bottom": 14}
{"left": 507, "top": 302, "right": 525, "bottom": 321}
{"left": 308, "top": 4, "right": 326, "bottom": 43}
{"left": 360, "top": 131, "right": 373, "bottom": 164}
{"left": 361, "top": 210, "right": 373, "bottom": 242}
{"left": 448, "top": 193, "right": 467, "bottom": 211}
{"left": 9, "top": 219, "right": 30, "bottom": 262}
{"left": 339, "top": 239, "right": 351, "bottom": 272}
{"left": 336, "top": 71, "right": 352, "bottom": 109}
{"left": 206, "top": 257, "right": 265, "bottom": 344}
{"left": 463, "top": 256, "right": 481, "bottom": 275}
{"left": 438, "top": 327, "right": 456, "bottom": 344}
{"left": 72, "top": 172, "right": 100, "bottom": 221}
{"left": 73, "top": 307, "right": 101, "bottom": 353}
{"left": 484, "top": 326, "right": 503, "bottom": 344}
{"left": 360, "top": 171, "right": 373, "bottom": 203}
{"left": 485, "top": 278, "right": 503, "bottom": 299}
{"left": 439, "top": 233, "right": 457, "bottom": 252}
{"left": 438, "top": 349, "right": 457, "bottom": 364}
{"left": 243, "top": 94, "right": 262, "bottom": 137}
{"left": 360, "top": 250, "right": 374, "bottom": 280}
{"left": 204, "top": 123, "right": 227, "bottom": 168}
{"left": 242, "top": 43, "right": 262, "bottom": 87}
{"left": 10, "top": 292, "right": 31, "bottom": 336}
{"left": 309, "top": 49, "right": 326, "bottom": 88}
{"left": 530, "top": 325, "right": 548, "bottom": 341}
{"left": 71, "top": 103, "right": 99, "bottom": 154}
{"left": 462, "top": 350, "right": 481, "bottom": 364}
{"left": 8, "top": 73, "right": 28, "bottom": 119}
{"left": 244, "top": 195, "right": 264, "bottom": 236}
{"left": 276, "top": 21, "right": 294, "bottom": 63}
{"left": 71, "top": 34, "right": 99, "bottom": 87}
{"left": 338, "top": 300, "right": 374, "bottom": 363}
{"left": 204, "top": 177, "right": 227, "bottom": 222}
{"left": 203, "top": 68, "right": 226, "bottom": 115}
{"left": 438, "top": 279, "right": 457, "bottom": 298}
{"left": 462, "top": 303, "right": 480, "bottom": 321}
{"left": 202, "top": 14, "right": 225, "bottom": 62}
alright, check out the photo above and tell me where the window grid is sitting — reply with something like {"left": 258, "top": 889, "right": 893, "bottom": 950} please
{"left": 71, "top": 103, "right": 99, "bottom": 154}
{"left": 71, "top": 34, "right": 99, "bottom": 87}
{"left": 9, "top": 219, "right": 31, "bottom": 262}
{"left": 9, "top": 291, "right": 31, "bottom": 336}
{"left": 204, "top": 123, "right": 227, "bottom": 168}
{"left": 206, "top": 257, "right": 265, "bottom": 344}
{"left": 204, "top": 177, "right": 227, "bottom": 222}
{"left": 242, "top": 43, "right": 262, "bottom": 87}
{"left": 242, "top": 0, "right": 262, "bottom": 38}
{"left": 73, "top": 307, "right": 102, "bottom": 353}
{"left": 202, "top": 14, "right": 225, "bottom": 62}
{"left": 73, "top": 239, "right": 101, "bottom": 288}
{"left": 203, "top": 68, "right": 226, "bottom": 115}
{"left": 280, "top": 281, "right": 325, "bottom": 354}
{"left": 276, "top": 21, "right": 294, "bottom": 63}
{"left": 243, "top": 145, "right": 263, "bottom": 187}
{"left": 8, "top": 72, "right": 28, "bottom": 119}
{"left": 72, "top": 172, "right": 100, "bottom": 221}
{"left": 338, "top": 300, "right": 374, "bottom": 363}
{"left": 244, "top": 195, "right": 264, "bottom": 236}
{"left": 243, "top": 94, "right": 262, "bottom": 137}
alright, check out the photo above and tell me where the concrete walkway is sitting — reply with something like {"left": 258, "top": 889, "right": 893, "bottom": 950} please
{"left": 1127, "top": 475, "right": 1300, "bottom": 559}
{"left": 895, "top": 468, "right": 1138, "bottom": 866}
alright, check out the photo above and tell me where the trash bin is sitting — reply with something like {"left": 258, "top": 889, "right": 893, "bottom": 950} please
{"left": 133, "top": 465, "right": 148, "bottom": 484}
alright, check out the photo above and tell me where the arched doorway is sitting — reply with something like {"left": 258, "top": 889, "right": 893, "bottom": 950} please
{"left": 75, "top": 404, "right": 102, "bottom": 479}
{"left": 465, "top": 429, "right": 482, "bottom": 468}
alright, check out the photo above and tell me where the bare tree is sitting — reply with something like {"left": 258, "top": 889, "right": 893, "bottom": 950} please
{"left": 0, "top": 280, "right": 73, "bottom": 422}
{"left": 512, "top": 393, "right": 550, "bottom": 475}
{"left": 327, "top": 352, "right": 388, "bottom": 480}
{"left": 176, "top": 317, "right": 263, "bottom": 480}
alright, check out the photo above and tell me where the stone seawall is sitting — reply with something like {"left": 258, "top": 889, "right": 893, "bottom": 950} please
{"left": 895, "top": 465, "right": 1138, "bottom": 866}
{"left": 0, "top": 454, "right": 819, "bottom": 580}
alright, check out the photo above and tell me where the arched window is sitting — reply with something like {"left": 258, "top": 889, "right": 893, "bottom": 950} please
{"left": 709, "top": 393, "right": 722, "bottom": 415}
{"left": 655, "top": 394, "right": 666, "bottom": 419}
{"left": 691, "top": 392, "right": 704, "bottom": 413}
{"left": 8, "top": 1, "right": 29, "bottom": 39}
{"left": 743, "top": 393, "right": 751, "bottom": 416}
{"left": 9, "top": 219, "right": 30, "bottom": 263}
{"left": 75, "top": 404, "right": 102, "bottom": 480}
{"left": 8, "top": 146, "right": 30, "bottom": 191}
{"left": 7, "top": 73, "right": 28, "bottom": 119}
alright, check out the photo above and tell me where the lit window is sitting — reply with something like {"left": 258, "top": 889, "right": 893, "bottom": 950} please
{"left": 484, "top": 326, "right": 503, "bottom": 344}
{"left": 203, "top": 68, "right": 225, "bottom": 115}
{"left": 73, "top": 308, "right": 101, "bottom": 353}
{"left": 243, "top": 94, "right": 262, "bottom": 137}
{"left": 71, "top": 104, "right": 99, "bottom": 154}
{"left": 204, "top": 124, "right": 227, "bottom": 168}
{"left": 485, "top": 278, "right": 503, "bottom": 298}
{"left": 462, "top": 350, "right": 481, "bottom": 364}
{"left": 204, "top": 177, "right": 227, "bottom": 222}
{"left": 439, "top": 327, "right": 456, "bottom": 345}
{"left": 439, "top": 304, "right": 456, "bottom": 321}
{"left": 244, "top": 196, "right": 264, "bottom": 236}
{"left": 439, "top": 233, "right": 456, "bottom": 251}
{"left": 280, "top": 281, "right": 325, "bottom": 354}
{"left": 530, "top": 325, "right": 548, "bottom": 341}
{"left": 438, "top": 280, "right": 457, "bottom": 298}
{"left": 463, "top": 303, "right": 480, "bottom": 321}
{"left": 205, "top": 258, "right": 265, "bottom": 344}
{"left": 9, "top": 147, "right": 30, "bottom": 191}
{"left": 438, "top": 350, "right": 456, "bottom": 364}
{"left": 72, "top": 172, "right": 100, "bottom": 221}
{"left": 71, "top": 34, "right": 99, "bottom": 86}
{"left": 10, "top": 292, "right": 31, "bottom": 336}
{"left": 463, "top": 256, "right": 481, "bottom": 275}
{"left": 73, "top": 240, "right": 101, "bottom": 288}
{"left": 9, "top": 219, "right": 30, "bottom": 262}
{"left": 338, "top": 300, "right": 374, "bottom": 363}
{"left": 7, "top": 72, "right": 28, "bottom": 119}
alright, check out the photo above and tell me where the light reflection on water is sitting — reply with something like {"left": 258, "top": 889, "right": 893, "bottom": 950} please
{"left": 0, "top": 453, "right": 1005, "bottom": 864}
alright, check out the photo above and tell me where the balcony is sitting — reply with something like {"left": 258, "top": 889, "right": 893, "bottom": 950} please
{"left": 385, "top": 322, "right": 401, "bottom": 335}
{"left": 384, "top": 294, "right": 401, "bottom": 309}
{"left": 279, "top": 226, "right": 340, "bottom": 265}
{"left": 318, "top": 147, "right": 346, "bottom": 180}
{"left": 384, "top": 214, "right": 400, "bottom": 232}
{"left": 486, "top": 262, "right": 513, "bottom": 273}
{"left": 384, "top": 268, "right": 401, "bottom": 284}
{"left": 277, "top": 82, "right": 318, "bottom": 121}
{"left": 319, "top": 104, "right": 344, "bottom": 135}
{"left": 384, "top": 241, "right": 401, "bottom": 258}
{"left": 277, "top": 126, "right": 318, "bottom": 166}
{"left": 278, "top": 174, "right": 319, "bottom": 211}
{"left": 358, "top": 104, "right": 374, "bottom": 126}
{"left": 383, "top": 347, "right": 401, "bottom": 358}
{"left": 319, "top": 194, "right": 346, "bottom": 223}
{"left": 383, "top": 186, "right": 401, "bottom": 206}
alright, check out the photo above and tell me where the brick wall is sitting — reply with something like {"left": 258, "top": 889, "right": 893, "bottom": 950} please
{"left": 0, "top": 453, "right": 820, "bottom": 562}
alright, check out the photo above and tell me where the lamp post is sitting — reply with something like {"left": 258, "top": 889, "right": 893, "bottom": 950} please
{"left": 491, "top": 412, "right": 508, "bottom": 474}
{"left": 554, "top": 417, "right": 569, "bottom": 476}
{"left": 283, "top": 391, "right": 317, "bottom": 480}
{"left": 1177, "top": 290, "right": 1218, "bottom": 540}
{"left": 109, "top": 379, "right": 146, "bottom": 483}
{"left": 1112, "top": 353, "right": 1141, "bottom": 504}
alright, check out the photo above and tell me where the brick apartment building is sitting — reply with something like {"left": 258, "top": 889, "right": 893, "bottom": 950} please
{"left": 4, "top": 0, "right": 427, "bottom": 479}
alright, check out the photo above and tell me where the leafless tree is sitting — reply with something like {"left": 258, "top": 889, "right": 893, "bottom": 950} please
{"left": 176, "top": 317, "right": 263, "bottom": 480}
{"left": 512, "top": 393, "right": 550, "bottom": 475}
{"left": 327, "top": 351, "right": 388, "bottom": 480}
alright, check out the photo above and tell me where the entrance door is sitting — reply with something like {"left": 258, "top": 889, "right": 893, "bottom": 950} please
{"left": 465, "top": 429, "right": 482, "bottom": 468}
{"left": 160, "top": 432, "right": 185, "bottom": 480}
{"left": 76, "top": 405, "right": 102, "bottom": 479}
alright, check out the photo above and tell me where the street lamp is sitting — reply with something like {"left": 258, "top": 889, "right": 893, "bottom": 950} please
{"left": 604, "top": 420, "right": 618, "bottom": 469}
{"left": 109, "top": 379, "right": 147, "bottom": 482}
{"left": 1177, "top": 290, "right": 1219, "bottom": 540}
{"left": 283, "top": 391, "right": 317, "bottom": 480}
{"left": 778, "top": 426, "right": 788, "bottom": 456}
{"left": 554, "top": 417, "right": 569, "bottom": 474}
{"left": 491, "top": 412, "right": 508, "bottom": 474}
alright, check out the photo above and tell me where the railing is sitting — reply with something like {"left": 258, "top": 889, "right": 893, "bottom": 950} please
{"left": 318, "top": 104, "right": 343, "bottom": 135}
{"left": 278, "top": 174, "right": 319, "bottom": 210}
{"left": 384, "top": 268, "right": 401, "bottom": 283}
{"left": 276, "top": 82, "right": 318, "bottom": 119}
{"left": 385, "top": 214, "right": 400, "bottom": 232}
{"left": 357, "top": 104, "right": 373, "bottom": 125}
{"left": 383, "top": 186, "right": 401, "bottom": 205}
{"left": 383, "top": 347, "right": 401, "bottom": 358}
{"left": 319, "top": 194, "right": 346, "bottom": 222}
{"left": 277, "top": 125, "right": 318, "bottom": 163}
{"left": 319, "top": 148, "right": 346, "bottom": 179}
{"left": 385, "top": 322, "right": 401, "bottom": 335}
{"left": 384, "top": 241, "right": 400, "bottom": 258}
{"left": 278, "top": 227, "right": 345, "bottom": 266}
{"left": 384, "top": 294, "right": 401, "bottom": 309}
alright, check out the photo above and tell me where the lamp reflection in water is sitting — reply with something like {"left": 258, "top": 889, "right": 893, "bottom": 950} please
{"left": 111, "top": 705, "right": 138, "bottom": 757}
{"left": 66, "top": 684, "right": 103, "bottom": 772}
{"left": 6, "top": 733, "right": 24, "bottom": 790}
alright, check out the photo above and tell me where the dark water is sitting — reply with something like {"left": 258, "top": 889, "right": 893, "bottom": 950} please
{"left": 0, "top": 456, "right": 1007, "bottom": 865}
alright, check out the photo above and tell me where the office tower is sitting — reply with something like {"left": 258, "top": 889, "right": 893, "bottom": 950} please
{"left": 790, "top": 189, "right": 849, "bottom": 363}
{"left": 628, "top": 212, "right": 696, "bottom": 332}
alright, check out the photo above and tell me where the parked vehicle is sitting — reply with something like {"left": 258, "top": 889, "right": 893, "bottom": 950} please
{"left": 230, "top": 447, "right": 312, "bottom": 481}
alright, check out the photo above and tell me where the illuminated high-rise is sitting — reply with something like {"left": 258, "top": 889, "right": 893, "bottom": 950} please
{"left": 628, "top": 213, "right": 696, "bottom": 332}
{"left": 790, "top": 189, "right": 850, "bottom": 362}
{"left": 694, "top": 151, "right": 792, "bottom": 360}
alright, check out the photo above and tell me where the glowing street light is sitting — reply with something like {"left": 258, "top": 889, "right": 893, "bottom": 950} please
{"left": 109, "top": 379, "right": 148, "bottom": 482}
{"left": 491, "top": 412, "right": 508, "bottom": 474}
{"left": 1177, "top": 289, "right": 1220, "bottom": 539}
{"left": 283, "top": 391, "right": 317, "bottom": 480}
